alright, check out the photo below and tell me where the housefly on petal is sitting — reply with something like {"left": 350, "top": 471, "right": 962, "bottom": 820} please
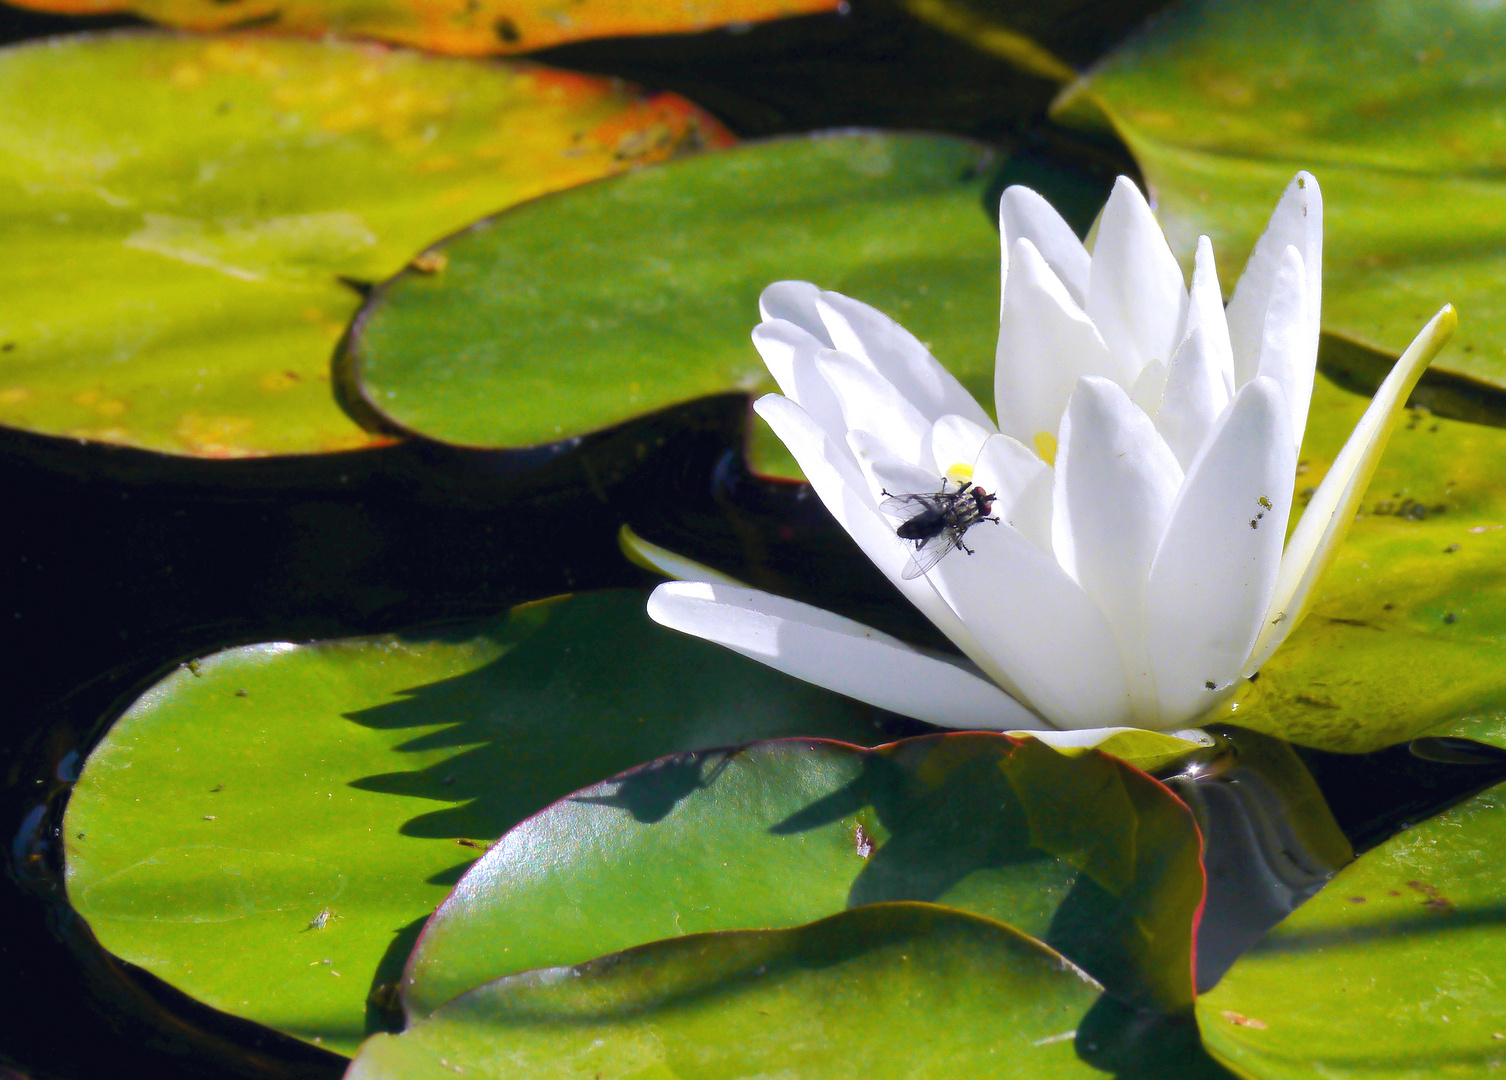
{"left": 880, "top": 479, "right": 1000, "bottom": 579}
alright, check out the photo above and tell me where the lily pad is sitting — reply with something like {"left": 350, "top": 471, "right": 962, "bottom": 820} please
{"left": 1197, "top": 782, "right": 1506, "bottom": 1079}
{"left": 404, "top": 731, "right": 1204, "bottom": 1018}
{"left": 62, "top": 590, "right": 886, "bottom": 1054}
{"left": 351, "top": 904, "right": 1104, "bottom": 1080}
{"left": 0, "top": 32, "right": 730, "bottom": 457}
{"left": 339, "top": 131, "right": 1002, "bottom": 477}
{"left": 1216, "top": 376, "right": 1506, "bottom": 754}
{"left": 6, "top": 0, "right": 839, "bottom": 57}
{"left": 1058, "top": 0, "right": 1506, "bottom": 402}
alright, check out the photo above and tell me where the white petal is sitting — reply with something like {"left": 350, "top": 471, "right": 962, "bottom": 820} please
{"left": 648, "top": 582, "right": 1043, "bottom": 730}
{"left": 1144, "top": 377, "right": 1295, "bottom": 726}
{"left": 815, "top": 349, "right": 932, "bottom": 466}
{"left": 754, "top": 393, "right": 1010, "bottom": 689}
{"left": 1246, "top": 306, "right": 1456, "bottom": 673}
{"left": 995, "top": 237, "right": 1120, "bottom": 446}
{"left": 1253, "top": 246, "right": 1311, "bottom": 452}
{"left": 1186, "top": 235, "right": 1237, "bottom": 395}
{"left": 972, "top": 433, "right": 1053, "bottom": 552}
{"left": 925, "top": 413, "right": 994, "bottom": 479}
{"left": 1158, "top": 237, "right": 1235, "bottom": 468}
{"left": 1052, "top": 376, "right": 1184, "bottom": 721}
{"left": 815, "top": 291, "right": 994, "bottom": 429}
{"left": 759, "top": 280, "right": 832, "bottom": 345}
{"left": 1225, "top": 172, "right": 1322, "bottom": 391}
{"left": 752, "top": 320, "right": 849, "bottom": 448}
{"left": 922, "top": 511, "right": 1135, "bottom": 729}
{"left": 1085, "top": 177, "right": 1189, "bottom": 385}
{"left": 1000, "top": 184, "right": 1091, "bottom": 307}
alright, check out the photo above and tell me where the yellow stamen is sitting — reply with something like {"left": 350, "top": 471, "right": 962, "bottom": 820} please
{"left": 1033, "top": 431, "right": 1058, "bottom": 466}
{"left": 944, "top": 461, "right": 974, "bottom": 484}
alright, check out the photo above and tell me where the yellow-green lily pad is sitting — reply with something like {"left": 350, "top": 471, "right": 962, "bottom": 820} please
{"left": 62, "top": 590, "right": 885, "bottom": 1054}
{"left": 339, "top": 131, "right": 1002, "bottom": 478}
{"left": 0, "top": 32, "right": 730, "bottom": 456}
{"left": 350, "top": 904, "right": 1104, "bottom": 1080}
{"left": 1198, "top": 783, "right": 1506, "bottom": 1079}
{"left": 1058, "top": 0, "right": 1506, "bottom": 406}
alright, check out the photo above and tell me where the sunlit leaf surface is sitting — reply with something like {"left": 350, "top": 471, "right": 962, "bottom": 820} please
{"left": 1061, "top": 0, "right": 1506, "bottom": 399}
{"left": 404, "top": 732, "right": 1204, "bottom": 1018}
{"left": 62, "top": 591, "right": 886, "bottom": 1053}
{"left": 1199, "top": 783, "right": 1506, "bottom": 1078}
{"left": 353, "top": 904, "right": 1103, "bottom": 1080}
{"left": 1222, "top": 377, "right": 1506, "bottom": 753}
{"left": 341, "top": 131, "right": 1002, "bottom": 477}
{"left": 6, "top": 0, "right": 837, "bottom": 56}
{"left": 0, "top": 32, "right": 730, "bottom": 457}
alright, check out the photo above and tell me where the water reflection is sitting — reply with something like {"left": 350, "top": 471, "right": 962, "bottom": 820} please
{"left": 1164, "top": 725, "right": 1506, "bottom": 992}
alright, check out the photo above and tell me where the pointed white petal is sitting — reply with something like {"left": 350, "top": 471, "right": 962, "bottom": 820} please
{"left": 1085, "top": 177, "right": 1189, "bottom": 385}
{"left": 922, "top": 511, "right": 1134, "bottom": 729}
{"left": 1052, "top": 376, "right": 1184, "bottom": 720}
{"left": 1000, "top": 185, "right": 1091, "bottom": 307}
{"left": 995, "top": 237, "right": 1119, "bottom": 446}
{"left": 759, "top": 280, "right": 832, "bottom": 344}
{"left": 754, "top": 393, "right": 1011, "bottom": 691}
{"left": 1226, "top": 172, "right": 1322, "bottom": 389}
{"left": 1158, "top": 237, "right": 1235, "bottom": 468}
{"left": 1246, "top": 306, "right": 1456, "bottom": 672}
{"left": 1253, "top": 246, "right": 1312, "bottom": 452}
{"left": 1187, "top": 236, "right": 1237, "bottom": 393}
{"left": 1144, "top": 377, "right": 1295, "bottom": 725}
{"left": 619, "top": 524, "right": 746, "bottom": 586}
{"left": 648, "top": 582, "right": 1043, "bottom": 730}
{"left": 1158, "top": 326, "right": 1226, "bottom": 470}
{"left": 815, "top": 291, "right": 994, "bottom": 430}
{"left": 925, "top": 413, "right": 994, "bottom": 479}
{"left": 752, "top": 320, "right": 850, "bottom": 447}
{"left": 972, "top": 433, "right": 1053, "bottom": 552}
{"left": 814, "top": 348, "right": 933, "bottom": 466}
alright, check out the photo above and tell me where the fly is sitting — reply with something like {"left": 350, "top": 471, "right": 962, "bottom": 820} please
{"left": 880, "top": 479, "right": 1000, "bottom": 579}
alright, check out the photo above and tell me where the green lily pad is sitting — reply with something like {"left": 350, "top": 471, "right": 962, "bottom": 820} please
{"left": 62, "top": 590, "right": 886, "bottom": 1054}
{"left": 339, "top": 131, "right": 1003, "bottom": 478}
{"left": 1058, "top": 0, "right": 1506, "bottom": 403}
{"left": 1197, "top": 782, "right": 1506, "bottom": 1079}
{"left": 0, "top": 32, "right": 730, "bottom": 457}
{"left": 1218, "top": 376, "right": 1506, "bottom": 753}
{"left": 352, "top": 903, "right": 1104, "bottom": 1080}
{"left": 7, "top": 0, "right": 838, "bottom": 57}
{"left": 404, "top": 731, "right": 1204, "bottom": 1018}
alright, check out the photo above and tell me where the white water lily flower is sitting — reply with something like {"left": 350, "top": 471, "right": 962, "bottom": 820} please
{"left": 646, "top": 173, "right": 1455, "bottom": 735}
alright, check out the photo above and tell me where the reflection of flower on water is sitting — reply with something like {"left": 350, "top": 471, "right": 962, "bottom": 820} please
{"left": 647, "top": 173, "right": 1454, "bottom": 737}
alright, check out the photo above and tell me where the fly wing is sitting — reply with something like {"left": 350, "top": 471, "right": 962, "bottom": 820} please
{"left": 880, "top": 491, "right": 946, "bottom": 523}
{"left": 900, "top": 530, "right": 962, "bottom": 580}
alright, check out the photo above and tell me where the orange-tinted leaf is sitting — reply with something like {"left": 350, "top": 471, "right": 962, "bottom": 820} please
{"left": 7, "top": 0, "right": 839, "bottom": 55}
